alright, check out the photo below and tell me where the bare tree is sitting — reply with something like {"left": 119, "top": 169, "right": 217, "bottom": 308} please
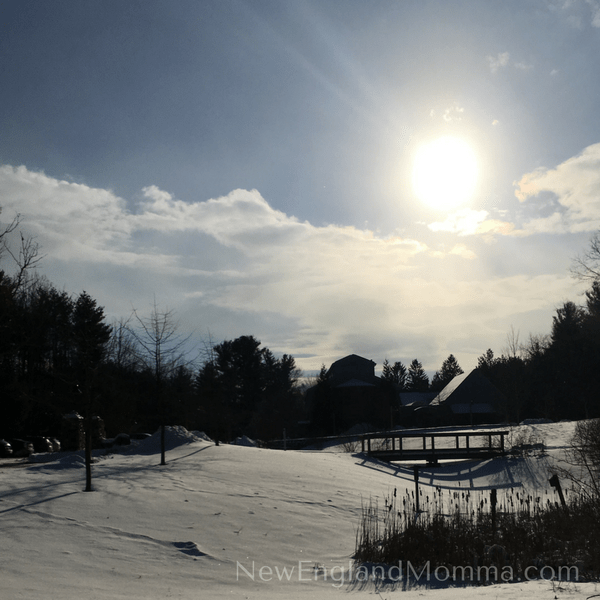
{"left": 107, "top": 317, "right": 139, "bottom": 373}
{"left": 128, "top": 299, "right": 193, "bottom": 465}
{"left": 561, "top": 419, "right": 600, "bottom": 502}
{"left": 502, "top": 325, "right": 521, "bottom": 359}
{"left": 0, "top": 210, "right": 44, "bottom": 289}
{"left": 571, "top": 232, "right": 600, "bottom": 282}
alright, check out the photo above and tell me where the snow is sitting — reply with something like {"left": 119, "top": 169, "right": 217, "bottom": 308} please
{"left": 1, "top": 421, "right": 598, "bottom": 599}
{"left": 233, "top": 435, "right": 257, "bottom": 447}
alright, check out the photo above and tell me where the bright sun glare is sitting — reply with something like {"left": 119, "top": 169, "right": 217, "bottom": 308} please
{"left": 412, "top": 136, "right": 478, "bottom": 210}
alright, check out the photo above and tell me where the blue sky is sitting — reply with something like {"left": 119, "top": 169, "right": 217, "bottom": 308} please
{"left": 2, "top": 0, "right": 600, "bottom": 376}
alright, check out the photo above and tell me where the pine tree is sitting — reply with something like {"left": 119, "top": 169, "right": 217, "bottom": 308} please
{"left": 382, "top": 359, "right": 408, "bottom": 390}
{"left": 407, "top": 359, "right": 429, "bottom": 392}
{"left": 431, "top": 354, "right": 463, "bottom": 392}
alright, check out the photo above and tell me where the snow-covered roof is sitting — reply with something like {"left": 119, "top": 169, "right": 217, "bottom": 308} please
{"left": 430, "top": 369, "right": 506, "bottom": 414}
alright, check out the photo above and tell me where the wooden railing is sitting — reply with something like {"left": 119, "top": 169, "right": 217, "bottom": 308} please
{"left": 360, "top": 430, "right": 509, "bottom": 464}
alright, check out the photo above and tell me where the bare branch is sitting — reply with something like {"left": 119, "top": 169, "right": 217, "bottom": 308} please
{"left": 571, "top": 232, "right": 600, "bottom": 282}
{"left": 0, "top": 210, "right": 45, "bottom": 289}
{"left": 501, "top": 325, "right": 521, "bottom": 359}
{"left": 127, "top": 298, "right": 195, "bottom": 378}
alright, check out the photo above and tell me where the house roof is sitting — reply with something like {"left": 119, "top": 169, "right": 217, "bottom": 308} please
{"left": 327, "top": 354, "right": 379, "bottom": 387}
{"left": 329, "top": 354, "right": 376, "bottom": 370}
{"left": 429, "top": 369, "right": 506, "bottom": 414}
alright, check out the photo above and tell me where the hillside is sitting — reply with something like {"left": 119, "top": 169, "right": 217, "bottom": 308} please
{"left": 1, "top": 422, "right": 597, "bottom": 599}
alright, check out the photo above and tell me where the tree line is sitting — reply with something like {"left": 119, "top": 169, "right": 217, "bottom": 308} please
{"left": 3, "top": 207, "right": 600, "bottom": 449}
{"left": 0, "top": 209, "right": 305, "bottom": 449}
{"left": 378, "top": 277, "right": 600, "bottom": 424}
{"left": 380, "top": 354, "right": 464, "bottom": 393}
{"left": 0, "top": 272, "right": 303, "bottom": 445}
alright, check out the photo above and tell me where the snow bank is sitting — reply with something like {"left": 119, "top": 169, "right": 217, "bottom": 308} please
{"left": 3, "top": 420, "right": 598, "bottom": 600}
{"left": 191, "top": 430, "right": 213, "bottom": 443}
{"left": 132, "top": 425, "right": 210, "bottom": 454}
{"left": 28, "top": 452, "right": 87, "bottom": 468}
{"left": 233, "top": 435, "right": 257, "bottom": 447}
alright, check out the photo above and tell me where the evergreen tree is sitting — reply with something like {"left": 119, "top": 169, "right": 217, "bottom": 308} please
{"left": 539, "top": 301, "right": 587, "bottom": 419}
{"left": 382, "top": 358, "right": 392, "bottom": 381}
{"left": 477, "top": 348, "right": 495, "bottom": 373}
{"left": 585, "top": 280, "right": 600, "bottom": 319}
{"left": 431, "top": 354, "right": 463, "bottom": 392}
{"left": 309, "top": 363, "right": 334, "bottom": 436}
{"left": 407, "top": 359, "right": 429, "bottom": 392}
{"left": 196, "top": 336, "right": 301, "bottom": 441}
{"left": 382, "top": 359, "right": 408, "bottom": 390}
{"left": 551, "top": 301, "right": 585, "bottom": 345}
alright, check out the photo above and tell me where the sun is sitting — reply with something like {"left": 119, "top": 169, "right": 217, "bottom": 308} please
{"left": 412, "top": 136, "right": 478, "bottom": 210}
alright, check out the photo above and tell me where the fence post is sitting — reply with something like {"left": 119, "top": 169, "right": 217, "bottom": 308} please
{"left": 413, "top": 465, "right": 420, "bottom": 513}
{"left": 491, "top": 488, "right": 497, "bottom": 537}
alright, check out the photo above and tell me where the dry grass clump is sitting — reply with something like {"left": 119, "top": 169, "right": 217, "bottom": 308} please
{"left": 355, "top": 485, "right": 600, "bottom": 581}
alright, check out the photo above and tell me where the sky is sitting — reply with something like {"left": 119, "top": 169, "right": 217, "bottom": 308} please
{"left": 2, "top": 0, "right": 600, "bottom": 377}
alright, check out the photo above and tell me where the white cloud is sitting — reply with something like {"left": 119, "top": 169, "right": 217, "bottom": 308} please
{"left": 443, "top": 104, "right": 464, "bottom": 123}
{"left": 449, "top": 243, "right": 476, "bottom": 260}
{"left": 0, "top": 164, "right": 584, "bottom": 374}
{"left": 514, "top": 61, "right": 534, "bottom": 71}
{"left": 548, "top": 0, "right": 600, "bottom": 27}
{"left": 585, "top": 0, "right": 600, "bottom": 26}
{"left": 513, "top": 142, "right": 600, "bottom": 234}
{"left": 486, "top": 52, "right": 533, "bottom": 74}
{"left": 0, "top": 165, "right": 132, "bottom": 258}
{"left": 487, "top": 52, "right": 510, "bottom": 73}
{"left": 428, "top": 209, "right": 514, "bottom": 237}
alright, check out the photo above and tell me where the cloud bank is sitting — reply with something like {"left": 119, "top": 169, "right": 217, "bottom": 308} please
{"left": 0, "top": 164, "right": 582, "bottom": 372}
{"left": 514, "top": 143, "right": 600, "bottom": 234}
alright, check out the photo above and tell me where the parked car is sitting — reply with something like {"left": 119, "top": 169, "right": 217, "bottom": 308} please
{"left": 49, "top": 438, "right": 61, "bottom": 452}
{"left": 102, "top": 433, "right": 131, "bottom": 449}
{"left": 25, "top": 436, "right": 54, "bottom": 453}
{"left": 6, "top": 439, "right": 34, "bottom": 457}
{"left": 0, "top": 439, "right": 13, "bottom": 457}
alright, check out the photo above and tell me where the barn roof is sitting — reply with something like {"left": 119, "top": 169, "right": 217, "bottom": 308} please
{"left": 430, "top": 369, "right": 506, "bottom": 414}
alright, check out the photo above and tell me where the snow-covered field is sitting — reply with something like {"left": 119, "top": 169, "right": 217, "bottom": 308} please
{"left": 1, "top": 422, "right": 598, "bottom": 599}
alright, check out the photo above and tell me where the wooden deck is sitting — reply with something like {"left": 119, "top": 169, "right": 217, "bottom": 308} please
{"left": 360, "top": 430, "right": 509, "bottom": 464}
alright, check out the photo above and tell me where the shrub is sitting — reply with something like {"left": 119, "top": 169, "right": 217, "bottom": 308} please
{"left": 499, "top": 426, "right": 546, "bottom": 457}
{"left": 566, "top": 418, "right": 600, "bottom": 499}
{"left": 355, "top": 486, "right": 600, "bottom": 581}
